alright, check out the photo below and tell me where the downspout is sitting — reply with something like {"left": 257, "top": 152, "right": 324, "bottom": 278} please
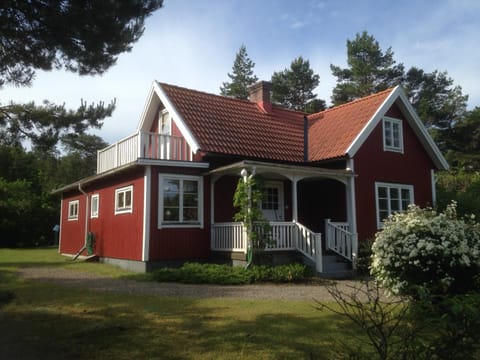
{"left": 303, "top": 115, "right": 308, "bottom": 162}
{"left": 73, "top": 182, "right": 89, "bottom": 260}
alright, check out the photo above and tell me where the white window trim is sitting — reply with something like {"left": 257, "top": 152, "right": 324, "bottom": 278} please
{"left": 375, "top": 182, "right": 414, "bottom": 228}
{"left": 68, "top": 200, "right": 79, "bottom": 221}
{"left": 91, "top": 194, "right": 99, "bottom": 218}
{"left": 158, "top": 174, "right": 203, "bottom": 229}
{"left": 383, "top": 116, "right": 404, "bottom": 153}
{"left": 115, "top": 185, "right": 133, "bottom": 215}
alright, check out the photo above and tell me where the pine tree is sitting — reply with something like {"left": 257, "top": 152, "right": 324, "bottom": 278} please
{"left": 0, "top": 0, "right": 164, "bottom": 87}
{"left": 220, "top": 45, "right": 258, "bottom": 100}
{"left": 330, "top": 31, "right": 404, "bottom": 105}
{"left": 271, "top": 56, "right": 321, "bottom": 112}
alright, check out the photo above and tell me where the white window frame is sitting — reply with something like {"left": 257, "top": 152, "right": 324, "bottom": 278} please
{"left": 91, "top": 194, "right": 99, "bottom": 218}
{"left": 68, "top": 200, "right": 79, "bottom": 221}
{"left": 375, "top": 182, "right": 414, "bottom": 228}
{"left": 158, "top": 174, "right": 203, "bottom": 229}
{"left": 115, "top": 185, "right": 133, "bottom": 215}
{"left": 383, "top": 117, "right": 404, "bottom": 153}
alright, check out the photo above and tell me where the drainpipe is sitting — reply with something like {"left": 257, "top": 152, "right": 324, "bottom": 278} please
{"left": 73, "top": 182, "right": 90, "bottom": 259}
{"left": 303, "top": 115, "right": 308, "bottom": 162}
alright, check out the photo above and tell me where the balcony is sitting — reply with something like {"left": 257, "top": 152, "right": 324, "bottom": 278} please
{"left": 97, "top": 131, "right": 191, "bottom": 174}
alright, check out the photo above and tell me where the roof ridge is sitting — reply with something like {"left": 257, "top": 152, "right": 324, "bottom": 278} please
{"left": 309, "top": 87, "right": 395, "bottom": 119}
{"left": 159, "top": 81, "right": 258, "bottom": 106}
{"left": 158, "top": 81, "right": 307, "bottom": 117}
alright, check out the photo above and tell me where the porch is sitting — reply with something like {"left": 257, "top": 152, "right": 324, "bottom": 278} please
{"left": 97, "top": 131, "right": 191, "bottom": 174}
{"left": 208, "top": 161, "right": 359, "bottom": 275}
{"left": 211, "top": 220, "right": 357, "bottom": 274}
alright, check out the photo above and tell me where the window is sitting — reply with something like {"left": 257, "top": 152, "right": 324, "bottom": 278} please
{"left": 262, "top": 187, "right": 279, "bottom": 210}
{"left": 115, "top": 186, "right": 133, "bottom": 214}
{"left": 383, "top": 117, "right": 403, "bottom": 153}
{"left": 68, "top": 200, "right": 79, "bottom": 221}
{"left": 91, "top": 194, "right": 99, "bottom": 218}
{"left": 159, "top": 174, "right": 203, "bottom": 227}
{"left": 159, "top": 111, "right": 171, "bottom": 135}
{"left": 375, "top": 182, "right": 414, "bottom": 228}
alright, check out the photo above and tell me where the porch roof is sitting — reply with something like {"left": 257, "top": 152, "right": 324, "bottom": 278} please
{"left": 208, "top": 160, "right": 354, "bottom": 183}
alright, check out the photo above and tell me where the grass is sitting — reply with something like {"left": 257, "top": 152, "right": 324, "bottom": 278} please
{"left": 0, "top": 248, "right": 361, "bottom": 359}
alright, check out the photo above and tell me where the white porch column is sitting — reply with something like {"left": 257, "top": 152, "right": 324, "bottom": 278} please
{"left": 210, "top": 175, "right": 218, "bottom": 250}
{"left": 292, "top": 177, "right": 299, "bottom": 222}
{"left": 346, "top": 159, "right": 358, "bottom": 262}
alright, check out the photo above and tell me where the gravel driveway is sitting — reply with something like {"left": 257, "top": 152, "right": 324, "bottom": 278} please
{"left": 18, "top": 267, "right": 368, "bottom": 301}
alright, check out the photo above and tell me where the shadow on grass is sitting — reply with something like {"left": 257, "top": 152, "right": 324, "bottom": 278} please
{"left": 0, "top": 273, "right": 354, "bottom": 360}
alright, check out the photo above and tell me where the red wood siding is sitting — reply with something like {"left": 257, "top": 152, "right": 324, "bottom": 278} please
{"left": 148, "top": 166, "right": 210, "bottom": 261}
{"left": 354, "top": 104, "right": 436, "bottom": 241}
{"left": 59, "top": 195, "right": 86, "bottom": 255}
{"left": 59, "top": 168, "right": 145, "bottom": 261}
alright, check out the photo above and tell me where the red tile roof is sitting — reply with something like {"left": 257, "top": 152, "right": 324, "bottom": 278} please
{"left": 160, "top": 83, "right": 305, "bottom": 162}
{"left": 160, "top": 83, "right": 394, "bottom": 163}
{"left": 307, "top": 88, "right": 394, "bottom": 161}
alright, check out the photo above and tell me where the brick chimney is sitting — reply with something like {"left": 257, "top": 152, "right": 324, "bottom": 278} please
{"left": 248, "top": 81, "right": 272, "bottom": 113}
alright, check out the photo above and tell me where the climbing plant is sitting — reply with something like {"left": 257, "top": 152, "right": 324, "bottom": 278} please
{"left": 233, "top": 172, "right": 271, "bottom": 267}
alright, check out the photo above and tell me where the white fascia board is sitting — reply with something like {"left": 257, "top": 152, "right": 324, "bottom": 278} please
{"left": 153, "top": 81, "right": 200, "bottom": 153}
{"left": 345, "top": 86, "right": 449, "bottom": 171}
{"left": 346, "top": 86, "right": 401, "bottom": 157}
{"left": 396, "top": 91, "right": 449, "bottom": 170}
{"left": 136, "top": 83, "right": 159, "bottom": 132}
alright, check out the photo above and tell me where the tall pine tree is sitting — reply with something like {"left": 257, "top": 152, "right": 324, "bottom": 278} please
{"left": 220, "top": 45, "right": 258, "bottom": 100}
{"left": 271, "top": 56, "right": 323, "bottom": 112}
{"left": 330, "top": 31, "right": 404, "bottom": 105}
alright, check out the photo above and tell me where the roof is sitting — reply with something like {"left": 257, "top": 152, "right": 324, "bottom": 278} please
{"left": 307, "top": 88, "right": 394, "bottom": 161}
{"left": 158, "top": 83, "right": 306, "bottom": 162}
{"left": 138, "top": 81, "right": 448, "bottom": 170}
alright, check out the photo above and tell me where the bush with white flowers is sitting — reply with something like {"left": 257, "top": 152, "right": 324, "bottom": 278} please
{"left": 371, "top": 202, "right": 480, "bottom": 297}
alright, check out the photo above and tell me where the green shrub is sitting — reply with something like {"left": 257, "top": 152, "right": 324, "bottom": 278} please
{"left": 355, "top": 238, "right": 374, "bottom": 276}
{"left": 371, "top": 202, "right": 480, "bottom": 297}
{"left": 0, "top": 289, "right": 15, "bottom": 308}
{"left": 150, "top": 263, "right": 312, "bottom": 285}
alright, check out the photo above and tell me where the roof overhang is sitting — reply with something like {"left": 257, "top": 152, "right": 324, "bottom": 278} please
{"left": 346, "top": 86, "right": 449, "bottom": 171}
{"left": 208, "top": 160, "right": 354, "bottom": 184}
{"left": 52, "top": 159, "right": 210, "bottom": 195}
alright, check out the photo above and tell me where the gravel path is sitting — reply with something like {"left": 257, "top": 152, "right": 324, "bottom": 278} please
{"left": 18, "top": 267, "right": 366, "bottom": 301}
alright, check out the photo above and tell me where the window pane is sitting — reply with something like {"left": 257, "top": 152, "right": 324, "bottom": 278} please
{"left": 390, "top": 198, "right": 400, "bottom": 211}
{"left": 402, "top": 200, "right": 410, "bottom": 210}
{"left": 378, "top": 187, "right": 387, "bottom": 198}
{"left": 164, "top": 193, "right": 179, "bottom": 207}
{"left": 183, "top": 193, "right": 198, "bottom": 207}
{"left": 401, "top": 189, "right": 410, "bottom": 200}
{"left": 379, "top": 198, "right": 388, "bottom": 211}
{"left": 384, "top": 121, "right": 392, "bottom": 146}
{"left": 183, "top": 180, "right": 197, "bottom": 193}
{"left": 118, "top": 192, "right": 124, "bottom": 208}
{"left": 164, "top": 207, "right": 179, "bottom": 221}
{"left": 183, "top": 207, "right": 198, "bottom": 221}
{"left": 164, "top": 179, "right": 179, "bottom": 192}
{"left": 389, "top": 188, "right": 399, "bottom": 199}
{"left": 125, "top": 190, "right": 132, "bottom": 207}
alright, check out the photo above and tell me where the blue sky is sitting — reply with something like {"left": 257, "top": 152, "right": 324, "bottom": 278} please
{"left": 2, "top": 0, "right": 479, "bottom": 144}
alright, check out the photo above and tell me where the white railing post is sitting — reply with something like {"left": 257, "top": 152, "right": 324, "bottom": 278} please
{"left": 352, "top": 233, "right": 358, "bottom": 270}
{"left": 315, "top": 233, "right": 323, "bottom": 273}
{"left": 324, "top": 218, "right": 331, "bottom": 250}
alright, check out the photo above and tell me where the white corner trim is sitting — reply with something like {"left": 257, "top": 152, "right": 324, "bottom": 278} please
{"left": 346, "top": 86, "right": 401, "bottom": 157}
{"left": 142, "top": 166, "right": 151, "bottom": 262}
{"left": 153, "top": 81, "right": 200, "bottom": 153}
{"left": 431, "top": 169, "right": 437, "bottom": 207}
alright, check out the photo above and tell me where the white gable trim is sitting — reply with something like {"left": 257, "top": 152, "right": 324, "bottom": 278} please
{"left": 137, "top": 81, "right": 200, "bottom": 154}
{"left": 345, "top": 86, "right": 449, "bottom": 170}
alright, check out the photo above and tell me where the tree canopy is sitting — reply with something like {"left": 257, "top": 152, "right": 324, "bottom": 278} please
{"left": 0, "top": 0, "right": 164, "bottom": 247}
{"left": 220, "top": 45, "right": 258, "bottom": 100}
{"left": 330, "top": 31, "right": 404, "bottom": 105}
{"left": 0, "top": 0, "right": 163, "bottom": 87}
{"left": 271, "top": 56, "right": 323, "bottom": 112}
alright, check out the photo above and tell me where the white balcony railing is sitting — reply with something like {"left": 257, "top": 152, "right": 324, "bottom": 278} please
{"left": 97, "top": 131, "right": 191, "bottom": 173}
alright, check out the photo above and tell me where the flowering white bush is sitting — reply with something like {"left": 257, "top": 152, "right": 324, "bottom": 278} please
{"left": 371, "top": 202, "right": 480, "bottom": 297}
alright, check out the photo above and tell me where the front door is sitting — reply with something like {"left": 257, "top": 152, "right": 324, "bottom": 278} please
{"left": 261, "top": 181, "right": 284, "bottom": 221}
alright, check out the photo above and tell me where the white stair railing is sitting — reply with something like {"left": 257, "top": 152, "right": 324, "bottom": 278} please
{"left": 325, "top": 219, "right": 357, "bottom": 263}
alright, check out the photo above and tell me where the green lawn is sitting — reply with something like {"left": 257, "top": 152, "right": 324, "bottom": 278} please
{"left": 0, "top": 248, "right": 358, "bottom": 359}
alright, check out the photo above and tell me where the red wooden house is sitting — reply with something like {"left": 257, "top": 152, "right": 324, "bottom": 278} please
{"left": 54, "top": 80, "right": 448, "bottom": 273}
